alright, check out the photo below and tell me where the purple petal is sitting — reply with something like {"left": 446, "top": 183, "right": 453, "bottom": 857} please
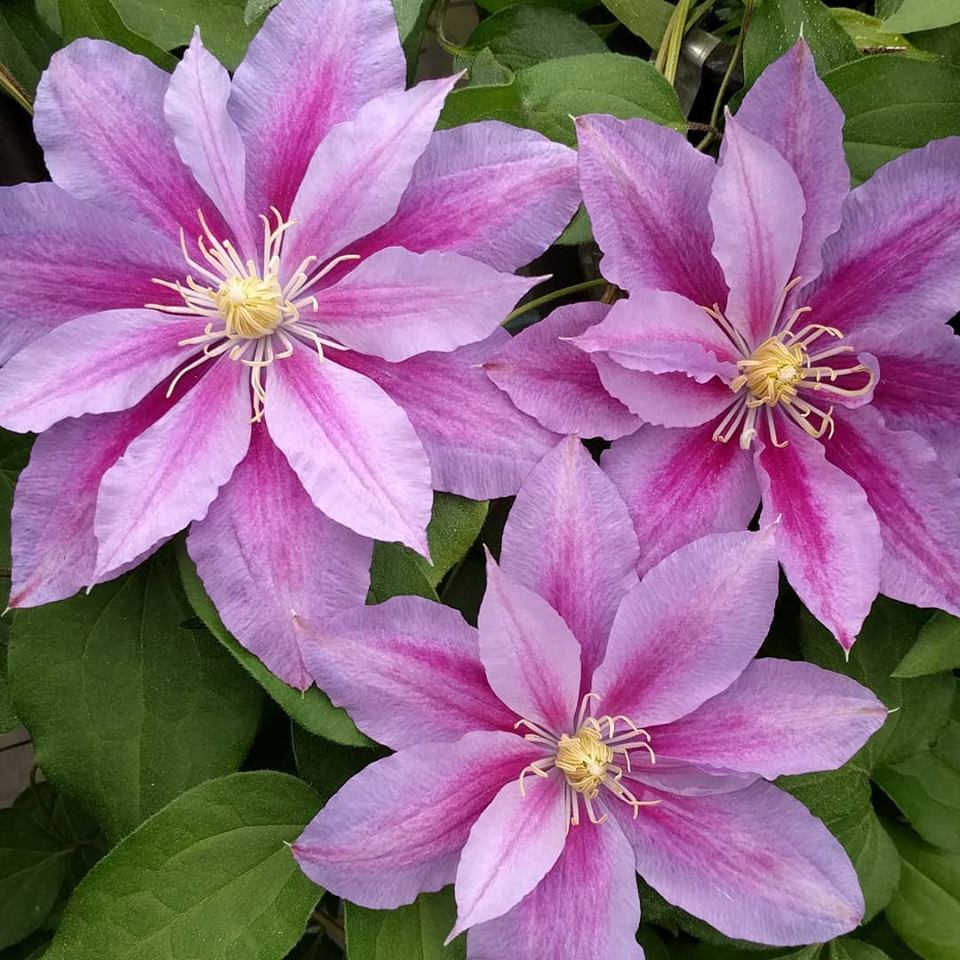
{"left": 571, "top": 291, "right": 741, "bottom": 375}
{"left": 9, "top": 386, "right": 175, "bottom": 608}
{"left": 478, "top": 555, "right": 581, "bottom": 734}
{"left": 710, "top": 116, "right": 806, "bottom": 349}
{"left": 592, "top": 354, "right": 737, "bottom": 427}
{"left": 265, "top": 347, "right": 432, "bottom": 552}
{"left": 467, "top": 819, "right": 643, "bottom": 960}
{"left": 826, "top": 404, "right": 960, "bottom": 617}
{"left": 292, "top": 729, "right": 540, "bottom": 908}
{"left": 312, "top": 246, "right": 537, "bottom": 361}
{"left": 651, "top": 658, "right": 887, "bottom": 778}
{"left": 284, "top": 77, "right": 457, "bottom": 271}
{"left": 735, "top": 41, "right": 848, "bottom": 289}
{"left": 806, "top": 136, "right": 960, "bottom": 335}
{"left": 602, "top": 423, "right": 760, "bottom": 576}
{"left": 591, "top": 529, "right": 779, "bottom": 727}
{"left": 630, "top": 760, "right": 758, "bottom": 797}
{"left": 853, "top": 323, "right": 960, "bottom": 471}
{"left": 300, "top": 596, "right": 516, "bottom": 749}
{"left": 483, "top": 303, "right": 640, "bottom": 441}
{"left": 500, "top": 437, "right": 640, "bottom": 680}
{"left": 0, "top": 310, "right": 198, "bottom": 432}
{"left": 0, "top": 182, "right": 184, "bottom": 362}
{"left": 452, "top": 772, "right": 567, "bottom": 936}
{"left": 164, "top": 31, "right": 255, "bottom": 255}
{"left": 610, "top": 781, "right": 863, "bottom": 945}
{"left": 575, "top": 114, "right": 726, "bottom": 304}
{"left": 187, "top": 425, "right": 372, "bottom": 690}
{"left": 93, "top": 358, "right": 252, "bottom": 577}
{"left": 755, "top": 424, "right": 882, "bottom": 650}
{"left": 338, "top": 332, "right": 559, "bottom": 500}
{"left": 228, "top": 0, "right": 405, "bottom": 218}
{"left": 34, "top": 40, "right": 219, "bottom": 235}
{"left": 357, "top": 122, "right": 579, "bottom": 272}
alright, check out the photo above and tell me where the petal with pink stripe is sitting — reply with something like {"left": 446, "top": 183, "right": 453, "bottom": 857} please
{"left": 292, "top": 730, "right": 541, "bottom": 908}
{"left": 187, "top": 426, "right": 372, "bottom": 690}
{"left": 500, "top": 437, "right": 639, "bottom": 679}
{"left": 300, "top": 596, "right": 515, "bottom": 750}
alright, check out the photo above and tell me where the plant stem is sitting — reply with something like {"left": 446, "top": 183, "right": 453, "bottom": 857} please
{"left": 697, "top": 0, "right": 756, "bottom": 151}
{"left": 433, "top": 0, "right": 471, "bottom": 58}
{"left": 655, "top": 0, "right": 693, "bottom": 84}
{"left": 503, "top": 278, "right": 608, "bottom": 325}
{"left": 0, "top": 65, "right": 32, "bottom": 115}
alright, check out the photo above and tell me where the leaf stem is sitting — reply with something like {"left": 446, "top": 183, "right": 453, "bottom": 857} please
{"left": 656, "top": 0, "right": 693, "bottom": 84}
{"left": 433, "top": 0, "right": 471, "bottom": 58}
{"left": 503, "top": 278, "right": 608, "bottom": 325}
{"left": 697, "top": 0, "right": 756, "bottom": 151}
{"left": 0, "top": 65, "right": 32, "bottom": 115}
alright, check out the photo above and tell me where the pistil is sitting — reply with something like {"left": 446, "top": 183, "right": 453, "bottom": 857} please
{"left": 147, "top": 208, "right": 359, "bottom": 422}
{"left": 516, "top": 693, "right": 658, "bottom": 831}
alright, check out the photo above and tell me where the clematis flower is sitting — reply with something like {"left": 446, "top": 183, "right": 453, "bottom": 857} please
{"left": 485, "top": 40, "right": 960, "bottom": 649}
{"left": 293, "top": 437, "right": 886, "bottom": 957}
{"left": 0, "top": 0, "right": 577, "bottom": 686}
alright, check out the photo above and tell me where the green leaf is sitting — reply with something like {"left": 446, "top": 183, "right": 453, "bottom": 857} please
{"left": 858, "top": 915, "right": 925, "bottom": 960}
{"left": 886, "top": 823, "right": 960, "bottom": 960}
{"left": 600, "top": 0, "right": 673, "bottom": 47}
{"left": 875, "top": 716, "right": 960, "bottom": 851}
{"left": 175, "top": 543, "right": 371, "bottom": 748}
{"left": 370, "top": 493, "right": 488, "bottom": 602}
{"left": 58, "top": 0, "right": 176, "bottom": 70}
{"left": 43, "top": 772, "right": 321, "bottom": 960}
{"left": 823, "top": 55, "right": 960, "bottom": 184}
{"left": 440, "top": 51, "right": 684, "bottom": 146}
{"left": 885, "top": 0, "right": 960, "bottom": 34}
{"left": 894, "top": 612, "right": 960, "bottom": 678}
{"left": 775, "top": 941, "right": 893, "bottom": 960}
{"left": 0, "top": 807, "right": 69, "bottom": 950}
{"left": 744, "top": 0, "right": 860, "bottom": 87}
{"left": 800, "top": 599, "right": 954, "bottom": 770}
{"left": 831, "top": 8, "right": 937, "bottom": 60}
{"left": 291, "top": 723, "right": 386, "bottom": 808}
{"left": 344, "top": 888, "right": 464, "bottom": 960}
{"left": 0, "top": 0, "right": 60, "bottom": 97}
{"left": 780, "top": 765, "right": 901, "bottom": 919}
{"left": 107, "top": 0, "right": 255, "bottom": 70}
{"left": 456, "top": 5, "right": 607, "bottom": 71}
{"left": 10, "top": 550, "right": 262, "bottom": 841}
{"left": 478, "top": 0, "right": 597, "bottom": 12}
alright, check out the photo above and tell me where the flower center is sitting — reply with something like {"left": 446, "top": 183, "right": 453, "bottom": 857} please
{"left": 704, "top": 278, "right": 877, "bottom": 450}
{"left": 146, "top": 208, "right": 359, "bottom": 422}
{"left": 515, "top": 693, "right": 659, "bottom": 831}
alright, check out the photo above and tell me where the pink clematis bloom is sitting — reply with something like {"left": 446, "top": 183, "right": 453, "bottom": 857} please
{"left": 293, "top": 437, "right": 886, "bottom": 957}
{"left": 0, "top": 0, "right": 577, "bottom": 686}
{"left": 486, "top": 40, "right": 960, "bottom": 650}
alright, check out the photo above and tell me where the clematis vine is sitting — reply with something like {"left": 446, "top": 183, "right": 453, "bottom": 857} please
{"left": 0, "top": 0, "right": 578, "bottom": 686}
{"left": 486, "top": 41, "right": 960, "bottom": 649}
{"left": 293, "top": 438, "right": 886, "bottom": 958}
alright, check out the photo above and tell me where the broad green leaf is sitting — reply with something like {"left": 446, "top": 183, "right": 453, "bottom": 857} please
{"left": 875, "top": 717, "right": 960, "bottom": 851}
{"left": 176, "top": 543, "right": 371, "bottom": 748}
{"left": 800, "top": 599, "right": 954, "bottom": 770}
{"left": 344, "top": 888, "right": 464, "bottom": 960}
{"left": 744, "top": 0, "right": 859, "bottom": 87}
{"left": 58, "top": 0, "right": 176, "bottom": 71}
{"left": 370, "top": 493, "right": 488, "bottom": 602}
{"left": 0, "top": 808, "right": 69, "bottom": 949}
{"left": 0, "top": 932, "right": 51, "bottom": 960}
{"left": 291, "top": 723, "right": 386, "bottom": 808}
{"left": 894, "top": 612, "right": 960, "bottom": 678}
{"left": 108, "top": 0, "right": 255, "bottom": 70}
{"left": 823, "top": 55, "right": 960, "bottom": 183}
{"left": 885, "top": 0, "right": 960, "bottom": 34}
{"left": 0, "top": 0, "right": 60, "bottom": 97}
{"left": 781, "top": 765, "right": 901, "bottom": 919}
{"left": 776, "top": 941, "right": 892, "bottom": 959}
{"left": 243, "top": 0, "right": 276, "bottom": 23}
{"left": 456, "top": 5, "right": 607, "bottom": 71}
{"left": 43, "top": 772, "right": 322, "bottom": 960}
{"left": 601, "top": 0, "right": 673, "bottom": 47}
{"left": 886, "top": 824, "right": 960, "bottom": 960}
{"left": 10, "top": 550, "right": 262, "bottom": 841}
{"left": 858, "top": 916, "right": 925, "bottom": 960}
{"left": 467, "top": 47, "right": 514, "bottom": 85}
{"left": 831, "top": 8, "right": 937, "bottom": 59}
{"left": 440, "top": 52, "right": 684, "bottom": 146}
